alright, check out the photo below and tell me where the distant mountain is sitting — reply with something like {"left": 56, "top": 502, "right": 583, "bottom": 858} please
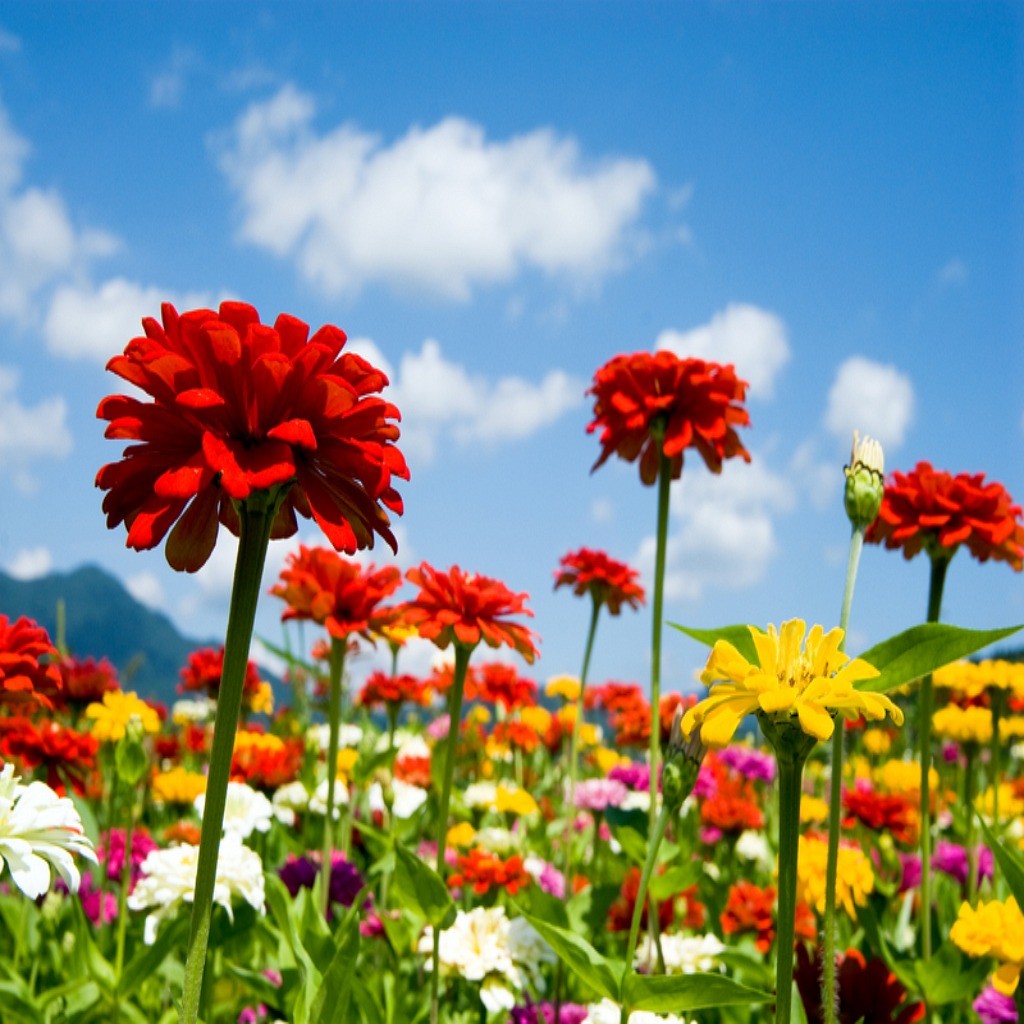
{"left": 0, "top": 564, "right": 219, "bottom": 706}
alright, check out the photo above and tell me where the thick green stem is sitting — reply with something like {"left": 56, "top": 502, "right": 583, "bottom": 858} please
{"left": 964, "top": 745, "right": 978, "bottom": 903}
{"left": 320, "top": 635, "right": 348, "bottom": 916}
{"left": 919, "top": 554, "right": 950, "bottom": 961}
{"left": 822, "top": 526, "right": 865, "bottom": 1023}
{"left": 991, "top": 688, "right": 1006, "bottom": 887}
{"left": 430, "top": 644, "right": 472, "bottom": 1024}
{"left": 179, "top": 494, "right": 280, "bottom": 1024}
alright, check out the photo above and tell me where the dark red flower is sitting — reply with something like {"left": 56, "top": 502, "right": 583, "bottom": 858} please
{"left": 402, "top": 563, "right": 538, "bottom": 662}
{"left": 357, "top": 671, "right": 431, "bottom": 710}
{"left": 96, "top": 301, "right": 408, "bottom": 572}
{"left": 608, "top": 865, "right": 675, "bottom": 933}
{"left": 179, "top": 646, "right": 263, "bottom": 701}
{"left": 466, "top": 662, "right": 537, "bottom": 711}
{"left": 842, "top": 782, "right": 918, "bottom": 846}
{"left": 553, "top": 547, "right": 645, "bottom": 616}
{"left": 0, "top": 716, "right": 98, "bottom": 793}
{"left": 866, "top": 461, "right": 1024, "bottom": 569}
{"left": 0, "top": 616, "right": 62, "bottom": 710}
{"left": 270, "top": 544, "right": 401, "bottom": 641}
{"left": 587, "top": 350, "right": 751, "bottom": 485}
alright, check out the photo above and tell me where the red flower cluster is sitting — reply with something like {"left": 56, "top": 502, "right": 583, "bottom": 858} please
{"left": 395, "top": 752, "right": 431, "bottom": 788}
{"left": 230, "top": 736, "right": 304, "bottom": 790}
{"left": 358, "top": 671, "right": 431, "bottom": 711}
{"left": 867, "top": 461, "right": 1024, "bottom": 570}
{"left": 466, "top": 662, "right": 537, "bottom": 711}
{"left": 842, "top": 784, "right": 917, "bottom": 846}
{"left": 490, "top": 719, "right": 541, "bottom": 754}
{"left": 96, "top": 301, "right": 408, "bottom": 572}
{"left": 587, "top": 350, "right": 751, "bottom": 485}
{"left": 608, "top": 865, "right": 675, "bottom": 933}
{"left": 0, "top": 615, "right": 62, "bottom": 710}
{"left": 721, "top": 881, "right": 777, "bottom": 952}
{"left": 447, "top": 848, "right": 532, "bottom": 896}
{"left": 0, "top": 716, "right": 98, "bottom": 793}
{"left": 54, "top": 655, "right": 121, "bottom": 708}
{"left": 700, "top": 776, "right": 765, "bottom": 834}
{"left": 179, "top": 646, "right": 263, "bottom": 701}
{"left": 402, "top": 563, "right": 538, "bottom": 662}
{"left": 553, "top": 547, "right": 645, "bottom": 616}
{"left": 586, "top": 681, "right": 651, "bottom": 747}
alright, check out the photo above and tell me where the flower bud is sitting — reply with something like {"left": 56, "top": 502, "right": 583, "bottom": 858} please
{"left": 662, "top": 706, "right": 707, "bottom": 813}
{"left": 844, "top": 430, "right": 885, "bottom": 530}
{"left": 114, "top": 714, "right": 149, "bottom": 786}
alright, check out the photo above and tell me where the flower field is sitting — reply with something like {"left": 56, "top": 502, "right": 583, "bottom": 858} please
{"left": 1, "top": 301, "right": 1023, "bottom": 1024}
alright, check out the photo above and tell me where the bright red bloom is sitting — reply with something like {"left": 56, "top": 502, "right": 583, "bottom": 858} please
{"left": 842, "top": 783, "right": 917, "bottom": 846}
{"left": 612, "top": 700, "right": 653, "bottom": 748}
{"left": 553, "top": 548, "right": 645, "bottom": 616}
{"left": 448, "top": 848, "right": 532, "bottom": 896}
{"left": 53, "top": 655, "right": 121, "bottom": 708}
{"left": 271, "top": 544, "right": 401, "bottom": 641}
{"left": 466, "top": 662, "right": 537, "bottom": 711}
{"left": 586, "top": 681, "right": 646, "bottom": 715}
{"left": 701, "top": 776, "right": 765, "bottom": 834}
{"left": 179, "top": 646, "right": 263, "bottom": 701}
{"left": 96, "top": 300, "right": 408, "bottom": 572}
{"left": 490, "top": 719, "right": 541, "bottom": 754}
{"left": 402, "top": 564, "right": 538, "bottom": 662}
{"left": 659, "top": 692, "right": 697, "bottom": 743}
{"left": 0, "top": 716, "right": 98, "bottom": 793}
{"left": 357, "top": 671, "right": 431, "bottom": 710}
{"left": 721, "top": 881, "right": 777, "bottom": 952}
{"left": 867, "top": 462, "right": 1024, "bottom": 569}
{"left": 587, "top": 350, "right": 751, "bottom": 485}
{"left": 230, "top": 736, "right": 304, "bottom": 790}
{"left": 395, "top": 753, "right": 431, "bottom": 788}
{"left": 0, "top": 616, "right": 62, "bottom": 710}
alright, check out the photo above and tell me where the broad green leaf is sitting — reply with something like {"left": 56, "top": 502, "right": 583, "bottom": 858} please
{"left": 605, "top": 806, "right": 648, "bottom": 866}
{"left": 0, "top": 980, "right": 43, "bottom": 1024}
{"left": 392, "top": 844, "right": 457, "bottom": 931}
{"left": 518, "top": 911, "right": 622, "bottom": 1001}
{"left": 913, "top": 942, "right": 992, "bottom": 1006}
{"left": 669, "top": 622, "right": 758, "bottom": 664}
{"left": 309, "top": 906, "right": 361, "bottom": 1024}
{"left": 715, "top": 949, "right": 774, "bottom": 987}
{"left": 265, "top": 874, "right": 321, "bottom": 1024}
{"left": 622, "top": 971, "right": 772, "bottom": 1012}
{"left": 648, "top": 861, "right": 703, "bottom": 902}
{"left": 120, "top": 916, "right": 188, "bottom": 995}
{"left": 856, "top": 623, "right": 1022, "bottom": 694}
{"left": 978, "top": 815, "right": 1024, "bottom": 907}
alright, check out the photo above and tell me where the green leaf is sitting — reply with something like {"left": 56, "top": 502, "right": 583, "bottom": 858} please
{"left": 517, "top": 910, "right": 621, "bottom": 1002}
{"left": 978, "top": 815, "right": 1024, "bottom": 907}
{"left": 309, "top": 907, "right": 361, "bottom": 1024}
{"left": 913, "top": 942, "right": 992, "bottom": 1006}
{"left": 648, "top": 861, "right": 703, "bottom": 902}
{"left": 605, "top": 806, "right": 648, "bottom": 866}
{"left": 668, "top": 622, "right": 758, "bottom": 663}
{"left": 265, "top": 874, "right": 321, "bottom": 1024}
{"left": 392, "top": 844, "right": 456, "bottom": 931}
{"left": 119, "top": 916, "right": 188, "bottom": 995}
{"left": 856, "top": 622, "right": 1022, "bottom": 694}
{"left": 622, "top": 971, "right": 773, "bottom": 1012}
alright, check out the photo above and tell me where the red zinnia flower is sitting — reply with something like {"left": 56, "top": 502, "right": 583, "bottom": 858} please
{"left": 0, "top": 716, "right": 98, "bottom": 794}
{"left": 866, "top": 461, "right": 1024, "bottom": 569}
{"left": 553, "top": 548, "right": 646, "bottom": 616}
{"left": 587, "top": 350, "right": 751, "bottom": 485}
{"left": 53, "top": 655, "right": 121, "bottom": 708}
{"left": 447, "top": 848, "right": 532, "bottom": 896}
{"left": 701, "top": 776, "right": 765, "bottom": 834}
{"left": 490, "top": 719, "right": 541, "bottom": 754}
{"left": 402, "top": 564, "right": 538, "bottom": 662}
{"left": 230, "top": 736, "right": 304, "bottom": 790}
{"left": 842, "top": 783, "right": 918, "bottom": 846}
{"left": 96, "top": 300, "right": 408, "bottom": 572}
{"left": 179, "top": 646, "right": 263, "bottom": 702}
{"left": 0, "top": 616, "right": 62, "bottom": 710}
{"left": 608, "top": 865, "right": 675, "bottom": 932}
{"left": 357, "top": 671, "right": 431, "bottom": 710}
{"left": 466, "top": 662, "right": 537, "bottom": 711}
{"left": 395, "top": 753, "right": 431, "bottom": 788}
{"left": 270, "top": 544, "right": 402, "bottom": 641}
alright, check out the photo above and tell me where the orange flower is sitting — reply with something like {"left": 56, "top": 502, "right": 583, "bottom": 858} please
{"left": 553, "top": 547, "right": 645, "bottom": 616}
{"left": 587, "top": 350, "right": 751, "bottom": 485}
{"left": 490, "top": 719, "right": 541, "bottom": 754}
{"left": 402, "top": 563, "right": 538, "bottom": 662}
{"left": 721, "top": 881, "right": 777, "bottom": 953}
{"left": 447, "top": 848, "right": 532, "bottom": 896}
{"left": 357, "top": 671, "right": 431, "bottom": 711}
{"left": 867, "top": 462, "right": 1024, "bottom": 569}
{"left": 0, "top": 716, "right": 98, "bottom": 794}
{"left": 230, "top": 735, "right": 304, "bottom": 790}
{"left": 466, "top": 662, "right": 537, "bottom": 711}
{"left": 608, "top": 865, "right": 675, "bottom": 932}
{"left": 395, "top": 753, "right": 431, "bottom": 788}
{"left": 0, "top": 616, "right": 62, "bottom": 710}
{"left": 700, "top": 776, "right": 765, "bottom": 834}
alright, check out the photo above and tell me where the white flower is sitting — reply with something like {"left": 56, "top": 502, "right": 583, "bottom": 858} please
{"left": 735, "top": 829, "right": 773, "bottom": 869}
{"left": 195, "top": 781, "right": 273, "bottom": 840}
{"left": 171, "top": 698, "right": 216, "bottom": 724}
{"left": 309, "top": 778, "right": 350, "bottom": 817}
{"left": 376, "top": 729, "right": 428, "bottom": 757}
{"left": 368, "top": 779, "right": 428, "bottom": 819}
{"left": 309, "top": 723, "right": 363, "bottom": 751}
{"left": 0, "top": 763, "right": 97, "bottom": 899}
{"left": 127, "top": 836, "right": 265, "bottom": 944}
{"left": 621, "top": 790, "right": 652, "bottom": 814}
{"left": 463, "top": 781, "right": 497, "bottom": 809}
{"left": 636, "top": 932, "right": 725, "bottom": 975}
{"left": 475, "top": 827, "right": 515, "bottom": 854}
{"left": 584, "top": 999, "right": 695, "bottom": 1024}
{"left": 271, "top": 781, "right": 310, "bottom": 826}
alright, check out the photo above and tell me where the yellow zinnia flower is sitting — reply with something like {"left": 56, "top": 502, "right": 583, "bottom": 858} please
{"left": 877, "top": 758, "right": 938, "bottom": 795}
{"left": 234, "top": 730, "right": 285, "bottom": 755}
{"left": 545, "top": 674, "right": 581, "bottom": 702}
{"left": 520, "top": 706, "right": 552, "bottom": 734}
{"left": 593, "top": 747, "right": 627, "bottom": 774}
{"left": 151, "top": 766, "right": 207, "bottom": 805}
{"left": 447, "top": 821, "right": 477, "bottom": 848}
{"left": 85, "top": 690, "right": 161, "bottom": 743}
{"left": 797, "top": 834, "right": 874, "bottom": 918}
{"left": 682, "top": 619, "right": 899, "bottom": 748}
{"left": 952, "top": 896, "right": 1024, "bottom": 994}
{"left": 800, "top": 795, "right": 829, "bottom": 824}
{"left": 932, "top": 705, "right": 993, "bottom": 746}
{"left": 862, "top": 729, "right": 892, "bottom": 756}
{"left": 494, "top": 784, "right": 539, "bottom": 817}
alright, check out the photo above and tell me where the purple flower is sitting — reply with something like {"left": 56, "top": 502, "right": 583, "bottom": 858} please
{"left": 510, "top": 1003, "right": 588, "bottom": 1024}
{"left": 974, "top": 986, "right": 1017, "bottom": 1023}
{"left": 719, "top": 746, "right": 776, "bottom": 783}
{"left": 693, "top": 762, "right": 718, "bottom": 800}
{"left": 278, "top": 852, "right": 367, "bottom": 917}
{"left": 78, "top": 873, "right": 118, "bottom": 926}
{"left": 898, "top": 852, "right": 921, "bottom": 892}
{"left": 933, "top": 841, "right": 994, "bottom": 886}
{"left": 609, "top": 761, "right": 651, "bottom": 791}
{"left": 574, "top": 777, "right": 628, "bottom": 812}
{"left": 524, "top": 856, "right": 566, "bottom": 899}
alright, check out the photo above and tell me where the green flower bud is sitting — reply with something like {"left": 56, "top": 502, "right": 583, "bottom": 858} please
{"left": 662, "top": 706, "right": 707, "bottom": 813}
{"left": 114, "top": 714, "right": 149, "bottom": 787}
{"left": 844, "top": 430, "right": 885, "bottom": 530}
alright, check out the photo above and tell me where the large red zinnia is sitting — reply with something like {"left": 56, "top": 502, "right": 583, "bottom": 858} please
{"left": 96, "top": 301, "right": 408, "bottom": 572}
{"left": 270, "top": 544, "right": 401, "bottom": 641}
{"left": 179, "top": 646, "right": 264, "bottom": 702}
{"left": 0, "top": 615, "right": 63, "bottom": 710}
{"left": 554, "top": 547, "right": 646, "bottom": 616}
{"left": 402, "top": 563, "right": 539, "bottom": 662}
{"left": 587, "top": 350, "right": 751, "bottom": 485}
{"left": 866, "top": 461, "right": 1024, "bottom": 569}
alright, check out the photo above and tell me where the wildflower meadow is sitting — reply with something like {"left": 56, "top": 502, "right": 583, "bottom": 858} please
{"left": 0, "top": 299, "right": 1021, "bottom": 1024}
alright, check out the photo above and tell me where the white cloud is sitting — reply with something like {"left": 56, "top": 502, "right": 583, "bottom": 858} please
{"left": 824, "top": 356, "right": 914, "bottom": 451}
{"left": 43, "top": 278, "right": 214, "bottom": 362}
{"left": 936, "top": 258, "right": 968, "bottom": 287}
{"left": 125, "top": 572, "right": 166, "bottom": 609}
{"left": 149, "top": 48, "right": 202, "bottom": 109}
{"left": 637, "top": 457, "right": 794, "bottom": 602}
{"left": 215, "top": 85, "right": 656, "bottom": 299}
{"left": 6, "top": 546, "right": 52, "bottom": 580}
{"left": 0, "top": 366, "right": 72, "bottom": 490}
{"left": 656, "top": 303, "right": 790, "bottom": 399}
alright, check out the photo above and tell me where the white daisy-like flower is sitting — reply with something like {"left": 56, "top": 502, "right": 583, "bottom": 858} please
{"left": 127, "top": 835, "right": 265, "bottom": 944}
{"left": 463, "top": 780, "right": 498, "bottom": 809}
{"left": 271, "top": 780, "right": 310, "bottom": 826}
{"left": 474, "top": 827, "right": 515, "bottom": 854}
{"left": 194, "top": 781, "right": 273, "bottom": 840}
{"left": 309, "top": 778, "right": 350, "bottom": 817}
{"left": 735, "top": 829, "right": 772, "bottom": 869}
{"left": 309, "top": 723, "right": 363, "bottom": 752}
{"left": 368, "top": 779, "right": 428, "bottom": 819}
{"left": 395, "top": 733, "right": 431, "bottom": 761}
{"left": 636, "top": 931, "right": 725, "bottom": 975}
{"left": 170, "top": 698, "right": 216, "bottom": 725}
{"left": 584, "top": 1000, "right": 695, "bottom": 1024}
{"left": 0, "top": 763, "right": 98, "bottom": 899}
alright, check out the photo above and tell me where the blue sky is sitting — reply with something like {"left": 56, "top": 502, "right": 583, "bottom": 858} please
{"left": 0, "top": 2, "right": 1020, "bottom": 697}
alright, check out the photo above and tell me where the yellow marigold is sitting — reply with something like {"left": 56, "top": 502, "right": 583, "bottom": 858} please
{"left": 447, "top": 821, "right": 477, "bottom": 848}
{"left": 593, "top": 747, "right": 627, "bottom": 774}
{"left": 377, "top": 621, "right": 419, "bottom": 647}
{"left": 468, "top": 705, "right": 491, "bottom": 726}
{"left": 977, "top": 659, "right": 1024, "bottom": 696}
{"left": 152, "top": 766, "right": 207, "bottom": 804}
{"left": 932, "top": 705, "right": 992, "bottom": 746}
{"left": 86, "top": 690, "right": 161, "bottom": 743}
{"left": 494, "top": 784, "right": 539, "bottom": 817}
{"left": 336, "top": 747, "right": 359, "bottom": 779}
{"left": 234, "top": 730, "right": 285, "bottom": 755}
{"left": 800, "top": 795, "right": 829, "bottom": 824}
{"left": 951, "top": 896, "right": 1024, "bottom": 994}
{"left": 999, "top": 717, "right": 1024, "bottom": 740}
{"left": 579, "top": 723, "right": 600, "bottom": 747}
{"left": 977, "top": 783, "right": 1024, "bottom": 820}
{"left": 934, "top": 660, "right": 985, "bottom": 698}
{"left": 247, "top": 680, "right": 274, "bottom": 715}
{"left": 797, "top": 834, "right": 874, "bottom": 918}
{"left": 877, "top": 758, "right": 938, "bottom": 795}
{"left": 682, "top": 620, "right": 899, "bottom": 747}
{"left": 846, "top": 755, "right": 872, "bottom": 782}
{"left": 546, "top": 674, "right": 582, "bottom": 702}
{"left": 485, "top": 737, "right": 512, "bottom": 762}
{"left": 520, "top": 706, "right": 552, "bottom": 734}
{"left": 862, "top": 730, "right": 892, "bottom": 756}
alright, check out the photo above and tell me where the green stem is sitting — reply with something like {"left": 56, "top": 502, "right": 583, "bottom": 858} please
{"left": 320, "top": 635, "right": 348, "bottom": 916}
{"left": 822, "top": 527, "right": 865, "bottom": 1023}
{"left": 919, "top": 554, "right": 950, "bottom": 961}
{"left": 991, "top": 688, "right": 1005, "bottom": 889}
{"left": 179, "top": 493, "right": 281, "bottom": 1024}
{"left": 619, "top": 801, "right": 672, "bottom": 1024}
{"left": 114, "top": 800, "right": 134, "bottom": 987}
{"left": 964, "top": 745, "right": 978, "bottom": 904}
{"left": 430, "top": 644, "right": 472, "bottom": 1024}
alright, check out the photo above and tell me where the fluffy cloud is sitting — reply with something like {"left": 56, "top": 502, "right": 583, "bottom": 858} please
{"left": 215, "top": 85, "right": 656, "bottom": 299}
{"left": 125, "top": 572, "right": 166, "bottom": 610}
{"left": 348, "top": 337, "right": 584, "bottom": 465}
{"left": 43, "top": 278, "right": 215, "bottom": 362}
{"left": 656, "top": 303, "right": 790, "bottom": 399}
{"left": 0, "top": 366, "right": 72, "bottom": 491}
{"left": 824, "top": 356, "right": 914, "bottom": 451}
{"left": 5, "top": 546, "right": 52, "bottom": 580}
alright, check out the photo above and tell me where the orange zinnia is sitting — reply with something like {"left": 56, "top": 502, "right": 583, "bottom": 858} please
{"left": 465, "top": 662, "right": 537, "bottom": 711}
{"left": 447, "top": 848, "right": 532, "bottom": 896}
{"left": 358, "top": 671, "right": 431, "bottom": 711}
{"left": 553, "top": 547, "right": 645, "bottom": 616}
{"left": 0, "top": 616, "right": 62, "bottom": 710}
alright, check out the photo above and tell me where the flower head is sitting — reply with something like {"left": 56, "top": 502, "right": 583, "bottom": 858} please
{"left": 682, "top": 619, "right": 900, "bottom": 747}
{"left": 85, "top": 690, "right": 161, "bottom": 743}
{"left": 402, "top": 563, "right": 538, "bottom": 662}
{"left": 553, "top": 548, "right": 645, "bottom": 616}
{"left": 587, "top": 350, "right": 751, "bottom": 485}
{"left": 96, "top": 300, "right": 407, "bottom": 572}
{"left": 179, "top": 646, "right": 265, "bottom": 706}
{"left": 951, "top": 896, "right": 1024, "bottom": 995}
{"left": 866, "top": 461, "right": 1024, "bottom": 569}
{"left": 0, "top": 616, "right": 62, "bottom": 710}
{"left": 797, "top": 834, "right": 874, "bottom": 918}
